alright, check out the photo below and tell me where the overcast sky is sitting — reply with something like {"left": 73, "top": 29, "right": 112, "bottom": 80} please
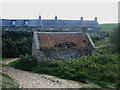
{"left": 1, "top": 2, "right": 118, "bottom": 24}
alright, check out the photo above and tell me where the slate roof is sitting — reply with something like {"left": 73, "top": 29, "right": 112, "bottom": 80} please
{"left": 2, "top": 19, "right": 40, "bottom": 26}
{"left": 1, "top": 19, "right": 100, "bottom": 27}
{"left": 36, "top": 32, "right": 95, "bottom": 49}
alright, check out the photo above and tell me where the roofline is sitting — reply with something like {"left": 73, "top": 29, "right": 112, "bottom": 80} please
{"left": 34, "top": 32, "right": 40, "bottom": 50}
{"left": 35, "top": 32, "right": 87, "bottom": 34}
{"left": 1, "top": 19, "right": 97, "bottom": 22}
{"left": 86, "top": 33, "right": 96, "bottom": 49}
{"left": 34, "top": 31, "right": 96, "bottom": 49}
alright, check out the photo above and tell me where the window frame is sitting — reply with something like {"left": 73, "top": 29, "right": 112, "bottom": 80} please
{"left": 24, "top": 20, "right": 29, "bottom": 26}
{"left": 12, "top": 20, "right": 16, "bottom": 26}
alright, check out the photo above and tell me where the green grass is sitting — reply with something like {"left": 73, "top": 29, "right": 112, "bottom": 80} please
{"left": 100, "top": 23, "right": 117, "bottom": 33}
{"left": 10, "top": 54, "right": 119, "bottom": 88}
{"left": 1, "top": 72, "right": 19, "bottom": 88}
{"left": 100, "top": 23, "right": 118, "bottom": 37}
{"left": 82, "top": 81, "right": 101, "bottom": 88}
{"left": 93, "top": 39, "right": 104, "bottom": 47}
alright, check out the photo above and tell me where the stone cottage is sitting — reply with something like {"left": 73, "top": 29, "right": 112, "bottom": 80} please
{"left": 32, "top": 32, "right": 95, "bottom": 63}
{"left": 1, "top": 15, "right": 105, "bottom": 38}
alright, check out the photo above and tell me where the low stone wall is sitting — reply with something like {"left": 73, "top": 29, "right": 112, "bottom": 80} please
{"left": 37, "top": 49, "right": 93, "bottom": 63}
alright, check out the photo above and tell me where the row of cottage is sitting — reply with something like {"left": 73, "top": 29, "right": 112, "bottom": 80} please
{"left": 1, "top": 15, "right": 105, "bottom": 63}
{"left": 1, "top": 15, "right": 105, "bottom": 37}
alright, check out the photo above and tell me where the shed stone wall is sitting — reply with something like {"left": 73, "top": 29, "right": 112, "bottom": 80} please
{"left": 37, "top": 49, "right": 93, "bottom": 63}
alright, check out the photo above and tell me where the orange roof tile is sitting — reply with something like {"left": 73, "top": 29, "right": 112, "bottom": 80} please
{"left": 37, "top": 32, "right": 93, "bottom": 49}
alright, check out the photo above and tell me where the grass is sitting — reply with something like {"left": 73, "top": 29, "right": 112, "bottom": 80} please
{"left": 1, "top": 72, "right": 19, "bottom": 88}
{"left": 94, "top": 39, "right": 104, "bottom": 47}
{"left": 100, "top": 23, "right": 117, "bottom": 33}
{"left": 10, "top": 54, "right": 119, "bottom": 88}
{"left": 100, "top": 23, "right": 118, "bottom": 37}
{"left": 82, "top": 81, "right": 101, "bottom": 88}
{"left": 0, "top": 58, "right": 19, "bottom": 89}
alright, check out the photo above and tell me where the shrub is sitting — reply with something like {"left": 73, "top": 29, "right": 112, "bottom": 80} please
{"left": 109, "top": 24, "right": 120, "bottom": 54}
{"left": 10, "top": 54, "right": 119, "bottom": 88}
{"left": 2, "top": 30, "right": 33, "bottom": 58}
{"left": 115, "top": 81, "right": 120, "bottom": 88}
{"left": 19, "top": 54, "right": 36, "bottom": 65}
{"left": 90, "top": 35, "right": 104, "bottom": 46}
{"left": 91, "top": 35, "right": 101, "bottom": 41}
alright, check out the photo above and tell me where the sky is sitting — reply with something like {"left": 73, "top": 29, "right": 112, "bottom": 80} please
{"left": 0, "top": 2, "right": 118, "bottom": 24}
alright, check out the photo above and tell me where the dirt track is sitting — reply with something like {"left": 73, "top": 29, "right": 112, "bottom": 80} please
{"left": 2, "top": 59, "right": 83, "bottom": 88}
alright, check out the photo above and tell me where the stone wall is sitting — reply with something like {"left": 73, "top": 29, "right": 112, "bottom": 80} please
{"left": 32, "top": 36, "right": 37, "bottom": 59}
{"left": 36, "top": 49, "right": 93, "bottom": 63}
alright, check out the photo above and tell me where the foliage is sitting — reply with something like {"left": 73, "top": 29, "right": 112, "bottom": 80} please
{"left": 82, "top": 81, "right": 101, "bottom": 88}
{"left": 10, "top": 54, "right": 37, "bottom": 71}
{"left": 1, "top": 72, "right": 19, "bottom": 88}
{"left": 91, "top": 35, "right": 101, "bottom": 41}
{"left": 91, "top": 36, "right": 104, "bottom": 46}
{"left": 100, "top": 23, "right": 118, "bottom": 37}
{"left": 2, "top": 30, "right": 33, "bottom": 58}
{"left": 41, "top": 46, "right": 56, "bottom": 51}
{"left": 19, "top": 54, "right": 37, "bottom": 65}
{"left": 109, "top": 24, "right": 120, "bottom": 54}
{"left": 10, "top": 54, "right": 119, "bottom": 88}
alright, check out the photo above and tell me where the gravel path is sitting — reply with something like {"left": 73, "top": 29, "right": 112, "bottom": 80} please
{"left": 2, "top": 59, "right": 84, "bottom": 88}
{"left": 2, "top": 58, "right": 19, "bottom": 64}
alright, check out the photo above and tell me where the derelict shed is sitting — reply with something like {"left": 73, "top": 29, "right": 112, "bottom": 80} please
{"left": 32, "top": 32, "right": 95, "bottom": 63}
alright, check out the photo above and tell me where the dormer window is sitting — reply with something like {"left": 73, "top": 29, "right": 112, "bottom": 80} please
{"left": 25, "top": 20, "right": 29, "bottom": 26}
{"left": 12, "top": 20, "right": 16, "bottom": 26}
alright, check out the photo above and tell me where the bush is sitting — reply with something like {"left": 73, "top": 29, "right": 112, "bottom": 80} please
{"left": 110, "top": 24, "right": 120, "bottom": 54}
{"left": 19, "top": 54, "right": 36, "bottom": 65}
{"left": 10, "top": 54, "right": 119, "bottom": 88}
{"left": 10, "top": 54, "right": 37, "bottom": 71}
{"left": 90, "top": 36, "right": 104, "bottom": 46}
{"left": 115, "top": 81, "right": 120, "bottom": 88}
{"left": 2, "top": 30, "right": 33, "bottom": 58}
{"left": 91, "top": 36, "right": 101, "bottom": 41}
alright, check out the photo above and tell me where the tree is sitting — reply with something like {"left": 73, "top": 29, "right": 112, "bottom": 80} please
{"left": 110, "top": 24, "right": 120, "bottom": 54}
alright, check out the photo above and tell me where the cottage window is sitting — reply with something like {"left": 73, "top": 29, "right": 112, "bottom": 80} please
{"left": 12, "top": 21, "right": 16, "bottom": 26}
{"left": 25, "top": 21, "right": 29, "bottom": 26}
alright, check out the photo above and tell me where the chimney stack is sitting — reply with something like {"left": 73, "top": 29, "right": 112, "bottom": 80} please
{"left": 39, "top": 14, "right": 41, "bottom": 20}
{"left": 55, "top": 15, "right": 57, "bottom": 20}
{"left": 95, "top": 17, "right": 97, "bottom": 21}
{"left": 81, "top": 16, "right": 83, "bottom": 21}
